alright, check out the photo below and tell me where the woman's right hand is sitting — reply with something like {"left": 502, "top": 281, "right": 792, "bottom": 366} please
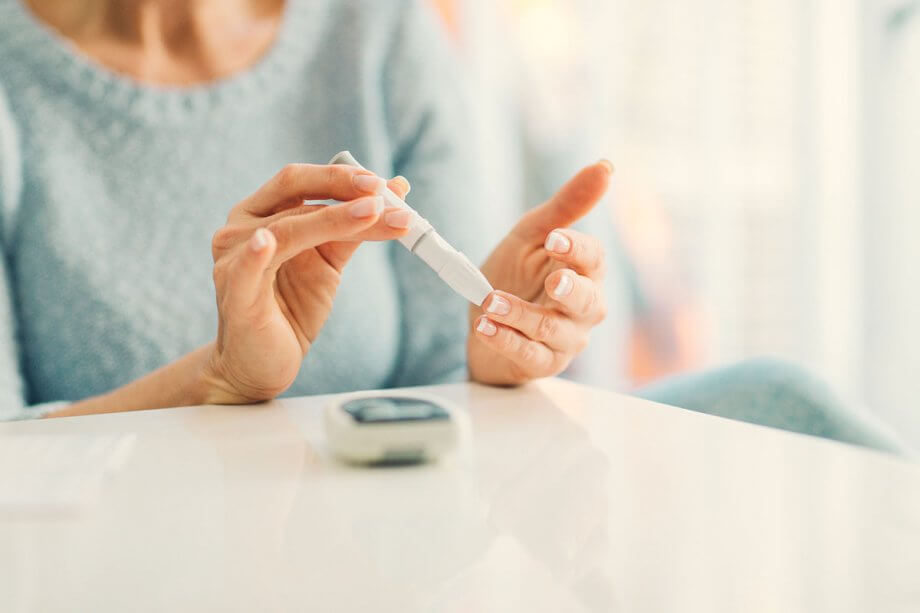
{"left": 202, "top": 163, "right": 411, "bottom": 404}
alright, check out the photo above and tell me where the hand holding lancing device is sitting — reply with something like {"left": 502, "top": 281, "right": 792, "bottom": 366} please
{"left": 205, "top": 164, "right": 412, "bottom": 404}
{"left": 468, "top": 161, "right": 612, "bottom": 385}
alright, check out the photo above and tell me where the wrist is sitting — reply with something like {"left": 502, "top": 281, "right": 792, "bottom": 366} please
{"left": 195, "top": 343, "right": 265, "bottom": 405}
{"left": 42, "top": 343, "right": 252, "bottom": 418}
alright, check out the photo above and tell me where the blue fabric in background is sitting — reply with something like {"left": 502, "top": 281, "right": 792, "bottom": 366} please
{"left": 637, "top": 358, "right": 914, "bottom": 457}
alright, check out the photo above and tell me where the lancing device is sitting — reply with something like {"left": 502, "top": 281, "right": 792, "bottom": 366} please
{"left": 329, "top": 151, "right": 494, "bottom": 306}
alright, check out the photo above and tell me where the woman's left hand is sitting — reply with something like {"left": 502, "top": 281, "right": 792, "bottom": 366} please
{"left": 468, "top": 161, "right": 613, "bottom": 385}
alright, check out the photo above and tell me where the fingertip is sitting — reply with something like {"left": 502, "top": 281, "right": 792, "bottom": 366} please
{"left": 544, "top": 229, "right": 572, "bottom": 254}
{"left": 383, "top": 208, "right": 413, "bottom": 229}
{"left": 573, "top": 161, "right": 614, "bottom": 196}
{"left": 515, "top": 164, "right": 611, "bottom": 239}
{"left": 249, "top": 227, "right": 274, "bottom": 253}
{"left": 545, "top": 269, "right": 575, "bottom": 299}
{"left": 388, "top": 176, "right": 411, "bottom": 198}
{"left": 483, "top": 292, "right": 512, "bottom": 316}
{"left": 353, "top": 172, "right": 386, "bottom": 195}
{"left": 475, "top": 315, "right": 498, "bottom": 337}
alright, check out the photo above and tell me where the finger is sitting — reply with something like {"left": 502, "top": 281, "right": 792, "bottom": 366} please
{"left": 387, "top": 176, "right": 411, "bottom": 200}
{"left": 242, "top": 164, "right": 386, "bottom": 216}
{"left": 473, "top": 316, "right": 558, "bottom": 380}
{"left": 545, "top": 269, "right": 607, "bottom": 324}
{"left": 543, "top": 228, "right": 606, "bottom": 280}
{"left": 277, "top": 203, "right": 413, "bottom": 241}
{"left": 312, "top": 206, "right": 413, "bottom": 271}
{"left": 220, "top": 227, "right": 277, "bottom": 311}
{"left": 266, "top": 195, "right": 386, "bottom": 266}
{"left": 481, "top": 291, "right": 580, "bottom": 352}
{"left": 513, "top": 160, "right": 613, "bottom": 242}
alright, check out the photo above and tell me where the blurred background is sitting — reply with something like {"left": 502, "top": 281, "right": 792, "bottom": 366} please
{"left": 428, "top": 0, "right": 920, "bottom": 447}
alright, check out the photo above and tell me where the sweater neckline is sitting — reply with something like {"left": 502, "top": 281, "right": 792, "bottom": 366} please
{"left": 1, "top": 0, "right": 313, "bottom": 122}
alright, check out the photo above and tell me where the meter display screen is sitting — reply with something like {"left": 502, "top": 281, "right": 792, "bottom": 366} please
{"left": 342, "top": 397, "right": 450, "bottom": 424}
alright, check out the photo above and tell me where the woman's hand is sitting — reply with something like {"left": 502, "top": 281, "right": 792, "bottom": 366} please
{"left": 203, "top": 164, "right": 412, "bottom": 403}
{"left": 468, "top": 161, "right": 613, "bottom": 385}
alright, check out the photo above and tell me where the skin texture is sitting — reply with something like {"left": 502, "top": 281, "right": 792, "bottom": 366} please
{"left": 37, "top": 0, "right": 612, "bottom": 416}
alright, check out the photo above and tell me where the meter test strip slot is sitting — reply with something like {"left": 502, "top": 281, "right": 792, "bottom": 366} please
{"left": 328, "top": 151, "right": 494, "bottom": 307}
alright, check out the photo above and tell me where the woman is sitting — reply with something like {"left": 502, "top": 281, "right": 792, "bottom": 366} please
{"left": 0, "top": 0, "right": 910, "bottom": 457}
{"left": 0, "top": 0, "right": 608, "bottom": 417}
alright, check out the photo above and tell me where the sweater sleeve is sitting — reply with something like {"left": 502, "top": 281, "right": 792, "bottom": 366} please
{"left": 382, "top": 1, "right": 496, "bottom": 386}
{"left": 0, "top": 84, "right": 64, "bottom": 419}
{"left": 0, "top": 82, "right": 28, "bottom": 418}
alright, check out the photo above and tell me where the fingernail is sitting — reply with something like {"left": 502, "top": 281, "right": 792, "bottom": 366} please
{"left": 486, "top": 294, "right": 511, "bottom": 315}
{"left": 553, "top": 272, "right": 574, "bottom": 298}
{"left": 545, "top": 230, "right": 571, "bottom": 254}
{"left": 250, "top": 228, "right": 269, "bottom": 252}
{"left": 353, "top": 173, "right": 385, "bottom": 194}
{"left": 476, "top": 317, "right": 497, "bottom": 336}
{"left": 394, "top": 176, "right": 411, "bottom": 194}
{"left": 384, "top": 209, "right": 413, "bottom": 229}
{"left": 349, "top": 196, "right": 383, "bottom": 218}
{"left": 599, "top": 159, "right": 615, "bottom": 174}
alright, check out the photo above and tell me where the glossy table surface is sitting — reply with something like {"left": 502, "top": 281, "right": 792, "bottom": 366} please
{"left": 1, "top": 379, "right": 919, "bottom": 612}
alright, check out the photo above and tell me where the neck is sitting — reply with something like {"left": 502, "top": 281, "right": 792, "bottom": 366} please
{"left": 25, "top": 0, "right": 285, "bottom": 85}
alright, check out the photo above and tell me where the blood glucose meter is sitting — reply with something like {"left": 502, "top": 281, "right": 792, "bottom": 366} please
{"left": 324, "top": 392, "right": 463, "bottom": 465}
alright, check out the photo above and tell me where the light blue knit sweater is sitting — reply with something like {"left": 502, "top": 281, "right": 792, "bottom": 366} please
{"left": 0, "top": 0, "right": 490, "bottom": 419}
{"left": 0, "top": 0, "right": 912, "bottom": 458}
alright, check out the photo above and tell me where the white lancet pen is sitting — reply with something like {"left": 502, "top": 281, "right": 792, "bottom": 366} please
{"left": 328, "top": 151, "right": 494, "bottom": 306}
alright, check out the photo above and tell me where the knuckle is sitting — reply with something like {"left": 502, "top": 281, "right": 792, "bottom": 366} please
{"left": 507, "top": 296, "right": 525, "bottom": 324}
{"left": 592, "top": 240, "right": 607, "bottom": 273}
{"left": 265, "top": 220, "right": 289, "bottom": 250}
{"left": 275, "top": 164, "right": 298, "bottom": 189}
{"left": 211, "top": 227, "right": 235, "bottom": 258}
{"left": 581, "top": 286, "right": 600, "bottom": 318}
{"left": 212, "top": 257, "right": 230, "bottom": 285}
{"left": 316, "top": 205, "right": 351, "bottom": 237}
{"left": 497, "top": 329, "right": 518, "bottom": 354}
{"left": 519, "top": 341, "right": 539, "bottom": 365}
{"left": 569, "top": 236, "right": 584, "bottom": 262}
{"left": 325, "top": 164, "right": 346, "bottom": 186}
{"left": 535, "top": 313, "right": 558, "bottom": 342}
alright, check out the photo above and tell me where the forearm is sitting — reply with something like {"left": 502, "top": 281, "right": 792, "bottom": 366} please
{"left": 45, "top": 343, "right": 227, "bottom": 418}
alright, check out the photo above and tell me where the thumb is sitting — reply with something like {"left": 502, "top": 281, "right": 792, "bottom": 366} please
{"left": 513, "top": 160, "right": 614, "bottom": 241}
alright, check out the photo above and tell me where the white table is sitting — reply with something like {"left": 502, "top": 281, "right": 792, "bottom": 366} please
{"left": 1, "top": 379, "right": 919, "bottom": 612}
